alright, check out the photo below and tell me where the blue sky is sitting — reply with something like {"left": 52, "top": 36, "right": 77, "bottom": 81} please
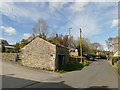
{"left": 0, "top": 2, "right": 118, "bottom": 50}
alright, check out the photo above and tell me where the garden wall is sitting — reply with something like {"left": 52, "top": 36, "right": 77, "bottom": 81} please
{"left": 2, "top": 53, "right": 17, "bottom": 62}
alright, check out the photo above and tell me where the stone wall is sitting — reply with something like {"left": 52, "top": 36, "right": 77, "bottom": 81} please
{"left": 21, "top": 37, "right": 56, "bottom": 71}
{"left": 2, "top": 53, "right": 17, "bottom": 62}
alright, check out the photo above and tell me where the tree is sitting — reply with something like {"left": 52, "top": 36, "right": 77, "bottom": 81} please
{"left": 105, "top": 37, "right": 113, "bottom": 52}
{"left": 71, "top": 37, "right": 91, "bottom": 55}
{"left": 90, "top": 42, "right": 103, "bottom": 54}
{"left": 90, "top": 42, "right": 103, "bottom": 50}
{"left": 40, "top": 33, "right": 46, "bottom": 40}
{"left": 55, "top": 34, "right": 60, "bottom": 44}
{"left": 1, "top": 45, "right": 5, "bottom": 52}
{"left": 20, "top": 39, "right": 29, "bottom": 48}
{"left": 63, "top": 35, "right": 69, "bottom": 47}
{"left": 33, "top": 18, "right": 48, "bottom": 36}
{"left": 59, "top": 34, "right": 63, "bottom": 45}
{"left": 14, "top": 43, "right": 20, "bottom": 53}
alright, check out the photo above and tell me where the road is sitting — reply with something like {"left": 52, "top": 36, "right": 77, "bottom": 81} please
{"left": 2, "top": 60, "right": 60, "bottom": 88}
{"left": 2, "top": 60, "right": 119, "bottom": 89}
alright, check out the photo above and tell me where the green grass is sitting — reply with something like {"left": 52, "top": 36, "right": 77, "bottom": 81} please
{"left": 84, "top": 62, "right": 92, "bottom": 66}
{"left": 57, "top": 62, "right": 84, "bottom": 73}
{"left": 113, "top": 66, "right": 120, "bottom": 75}
{"left": 18, "top": 52, "right": 22, "bottom": 59}
{"left": 44, "top": 69, "right": 53, "bottom": 71}
{"left": 17, "top": 60, "right": 23, "bottom": 65}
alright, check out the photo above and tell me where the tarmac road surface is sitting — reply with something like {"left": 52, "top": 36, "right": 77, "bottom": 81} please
{"left": 2, "top": 60, "right": 119, "bottom": 89}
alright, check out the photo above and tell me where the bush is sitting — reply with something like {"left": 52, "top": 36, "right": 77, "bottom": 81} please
{"left": 18, "top": 52, "right": 22, "bottom": 59}
{"left": 110, "top": 57, "right": 119, "bottom": 64}
{"left": 5, "top": 49, "right": 10, "bottom": 53}
{"left": 91, "top": 54, "right": 98, "bottom": 57}
{"left": 99, "top": 55, "right": 106, "bottom": 59}
{"left": 5, "top": 49, "right": 15, "bottom": 53}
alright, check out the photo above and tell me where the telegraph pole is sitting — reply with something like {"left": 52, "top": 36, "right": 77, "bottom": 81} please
{"left": 80, "top": 28, "right": 83, "bottom": 63}
{"left": 69, "top": 27, "right": 72, "bottom": 50}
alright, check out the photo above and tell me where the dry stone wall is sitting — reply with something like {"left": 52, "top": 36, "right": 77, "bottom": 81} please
{"left": 2, "top": 53, "right": 17, "bottom": 62}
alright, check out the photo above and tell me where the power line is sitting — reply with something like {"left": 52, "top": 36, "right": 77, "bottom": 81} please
{"left": 53, "top": 7, "right": 89, "bottom": 38}
{"left": 53, "top": 7, "right": 80, "bottom": 30}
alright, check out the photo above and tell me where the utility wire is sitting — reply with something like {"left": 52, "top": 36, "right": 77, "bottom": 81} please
{"left": 53, "top": 7, "right": 89, "bottom": 38}
{"left": 53, "top": 7, "right": 80, "bottom": 31}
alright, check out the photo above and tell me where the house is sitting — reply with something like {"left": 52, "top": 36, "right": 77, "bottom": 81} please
{"left": 112, "top": 37, "right": 120, "bottom": 57}
{"left": 21, "top": 36, "right": 69, "bottom": 71}
{"left": 96, "top": 50, "right": 112, "bottom": 55}
{"left": 0, "top": 39, "right": 15, "bottom": 50}
{"left": 69, "top": 48, "right": 78, "bottom": 57}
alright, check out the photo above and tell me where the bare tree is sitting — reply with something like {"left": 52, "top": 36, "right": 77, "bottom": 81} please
{"left": 105, "top": 37, "right": 113, "bottom": 52}
{"left": 90, "top": 42, "right": 104, "bottom": 55}
{"left": 33, "top": 18, "right": 48, "bottom": 36}
{"left": 63, "top": 35, "right": 69, "bottom": 47}
{"left": 91, "top": 42, "right": 103, "bottom": 50}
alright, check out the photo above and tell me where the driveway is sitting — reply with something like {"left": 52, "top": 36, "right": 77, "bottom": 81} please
{"left": 2, "top": 60, "right": 119, "bottom": 89}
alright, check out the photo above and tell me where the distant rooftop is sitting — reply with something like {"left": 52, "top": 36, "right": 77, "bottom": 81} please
{"left": 5, "top": 46, "right": 15, "bottom": 49}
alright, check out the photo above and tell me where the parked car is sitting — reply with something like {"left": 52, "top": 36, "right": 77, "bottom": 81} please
{"left": 86, "top": 55, "right": 95, "bottom": 61}
{"left": 95, "top": 56, "right": 101, "bottom": 59}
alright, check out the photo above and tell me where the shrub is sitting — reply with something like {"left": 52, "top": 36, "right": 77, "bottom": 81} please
{"left": 18, "top": 52, "right": 22, "bottom": 59}
{"left": 99, "top": 55, "right": 106, "bottom": 59}
{"left": 5, "top": 49, "right": 15, "bottom": 53}
{"left": 110, "top": 56, "right": 119, "bottom": 65}
{"left": 5, "top": 49, "right": 10, "bottom": 53}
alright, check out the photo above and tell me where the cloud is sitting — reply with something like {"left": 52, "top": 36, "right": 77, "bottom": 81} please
{"left": 49, "top": 2, "right": 68, "bottom": 11}
{"left": 23, "top": 33, "right": 32, "bottom": 39}
{"left": 9, "top": 42, "right": 16, "bottom": 45}
{"left": 0, "top": 2, "right": 28, "bottom": 20}
{"left": 1, "top": 0, "right": 120, "bottom": 2}
{"left": 0, "top": 26, "right": 16, "bottom": 35}
{"left": 66, "top": 11, "right": 101, "bottom": 39}
{"left": 111, "top": 19, "right": 118, "bottom": 28}
{"left": 0, "top": 2, "right": 50, "bottom": 22}
{"left": 69, "top": 2, "right": 88, "bottom": 12}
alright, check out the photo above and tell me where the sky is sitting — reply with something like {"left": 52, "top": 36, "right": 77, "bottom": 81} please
{"left": 0, "top": 1, "right": 119, "bottom": 50}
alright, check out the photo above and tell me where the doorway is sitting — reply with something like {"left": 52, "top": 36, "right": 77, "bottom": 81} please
{"left": 58, "top": 55, "right": 65, "bottom": 69}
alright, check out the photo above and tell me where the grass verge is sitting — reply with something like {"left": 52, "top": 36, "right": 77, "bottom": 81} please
{"left": 113, "top": 66, "right": 120, "bottom": 75}
{"left": 57, "top": 62, "right": 92, "bottom": 73}
{"left": 17, "top": 60, "right": 23, "bottom": 65}
{"left": 84, "top": 62, "right": 92, "bottom": 67}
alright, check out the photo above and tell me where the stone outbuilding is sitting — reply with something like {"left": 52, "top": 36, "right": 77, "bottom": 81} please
{"left": 21, "top": 37, "right": 69, "bottom": 71}
{"left": 112, "top": 37, "right": 120, "bottom": 57}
